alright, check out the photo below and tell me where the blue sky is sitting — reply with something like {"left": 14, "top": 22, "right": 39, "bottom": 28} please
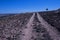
{"left": 0, "top": 0, "right": 60, "bottom": 14}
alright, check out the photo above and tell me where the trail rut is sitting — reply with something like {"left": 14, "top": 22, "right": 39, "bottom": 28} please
{"left": 22, "top": 13, "right": 35, "bottom": 40}
{"left": 37, "top": 13, "right": 60, "bottom": 40}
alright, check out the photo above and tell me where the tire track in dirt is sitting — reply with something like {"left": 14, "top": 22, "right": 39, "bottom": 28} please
{"left": 21, "top": 13, "right": 35, "bottom": 40}
{"left": 37, "top": 13, "right": 60, "bottom": 40}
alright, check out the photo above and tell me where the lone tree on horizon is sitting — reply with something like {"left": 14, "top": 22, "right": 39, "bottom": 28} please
{"left": 46, "top": 8, "right": 48, "bottom": 11}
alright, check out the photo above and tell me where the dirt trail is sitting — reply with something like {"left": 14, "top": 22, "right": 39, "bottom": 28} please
{"left": 22, "top": 13, "right": 35, "bottom": 40}
{"left": 37, "top": 13, "right": 60, "bottom": 40}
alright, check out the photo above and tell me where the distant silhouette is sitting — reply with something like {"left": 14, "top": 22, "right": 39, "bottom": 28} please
{"left": 46, "top": 8, "right": 48, "bottom": 11}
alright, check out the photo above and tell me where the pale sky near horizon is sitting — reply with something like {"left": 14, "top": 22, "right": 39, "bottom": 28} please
{"left": 0, "top": 0, "right": 60, "bottom": 14}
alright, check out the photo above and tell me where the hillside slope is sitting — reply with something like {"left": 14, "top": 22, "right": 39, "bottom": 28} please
{"left": 39, "top": 10, "right": 60, "bottom": 32}
{"left": 0, "top": 10, "right": 60, "bottom": 40}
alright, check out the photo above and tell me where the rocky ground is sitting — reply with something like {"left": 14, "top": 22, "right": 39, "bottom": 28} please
{"left": 0, "top": 10, "right": 60, "bottom": 40}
